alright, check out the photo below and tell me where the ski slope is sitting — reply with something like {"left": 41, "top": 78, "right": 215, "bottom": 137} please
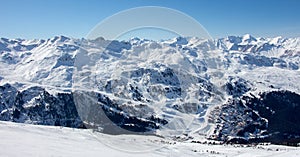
{"left": 0, "top": 121, "right": 299, "bottom": 157}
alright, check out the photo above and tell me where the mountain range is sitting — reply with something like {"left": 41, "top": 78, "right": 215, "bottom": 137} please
{"left": 0, "top": 34, "right": 299, "bottom": 145}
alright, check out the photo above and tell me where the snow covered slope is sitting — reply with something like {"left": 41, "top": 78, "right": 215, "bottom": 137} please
{"left": 0, "top": 35, "right": 299, "bottom": 144}
{"left": 0, "top": 121, "right": 299, "bottom": 157}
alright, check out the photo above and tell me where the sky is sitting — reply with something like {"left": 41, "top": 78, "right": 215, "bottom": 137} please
{"left": 0, "top": 0, "right": 299, "bottom": 39}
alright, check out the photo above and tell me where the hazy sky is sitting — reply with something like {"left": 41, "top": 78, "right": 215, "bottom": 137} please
{"left": 0, "top": 0, "right": 299, "bottom": 39}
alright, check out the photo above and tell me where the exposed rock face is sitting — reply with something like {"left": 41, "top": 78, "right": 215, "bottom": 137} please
{"left": 0, "top": 84, "right": 83, "bottom": 128}
{"left": 0, "top": 83, "right": 168, "bottom": 133}
{"left": 211, "top": 91, "right": 300, "bottom": 145}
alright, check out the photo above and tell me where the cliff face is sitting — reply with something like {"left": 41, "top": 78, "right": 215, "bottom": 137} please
{"left": 0, "top": 84, "right": 83, "bottom": 128}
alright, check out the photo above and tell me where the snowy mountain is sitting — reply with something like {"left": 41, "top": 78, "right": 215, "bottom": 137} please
{"left": 0, "top": 35, "right": 299, "bottom": 145}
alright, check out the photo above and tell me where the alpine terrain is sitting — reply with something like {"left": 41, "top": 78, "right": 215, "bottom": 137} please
{"left": 0, "top": 34, "right": 300, "bottom": 146}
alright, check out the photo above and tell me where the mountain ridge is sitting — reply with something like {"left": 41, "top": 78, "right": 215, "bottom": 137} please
{"left": 0, "top": 34, "right": 299, "bottom": 145}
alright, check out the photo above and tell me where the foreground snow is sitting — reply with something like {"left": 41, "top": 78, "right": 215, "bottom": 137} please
{"left": 0, "top": 121, "right": 299, "bottom": 157}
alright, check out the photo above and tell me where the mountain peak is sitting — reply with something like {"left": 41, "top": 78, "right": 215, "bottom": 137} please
{"left": 242, "top": 34, "right": 257, "bottom": 43}
{"left": 170, "top": 36, "right": 188, "bottom": 45}
{"left": 50, "top": 35, "right": 70, "bottom": 43}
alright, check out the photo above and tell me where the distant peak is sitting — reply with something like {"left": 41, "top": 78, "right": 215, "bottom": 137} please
{"left": 0, "top": 37, "right": 9, "bottom": 42}
{"left": 130, "top": 37, "right": 141, "bottom": 41}
{"left": 242, "top": 34, "right": 257, "bottom": 42}
{"left": 242, "top": 34, "right": 252, "bottom": 38}
{"left": 269, "top": 36, "right": 284, "bottom": 45}
{"left": 51, "top": 35, "right": 70, "bottom": 43}
{"left": 172, "top": 36, "right": 188, "bottom": 45}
